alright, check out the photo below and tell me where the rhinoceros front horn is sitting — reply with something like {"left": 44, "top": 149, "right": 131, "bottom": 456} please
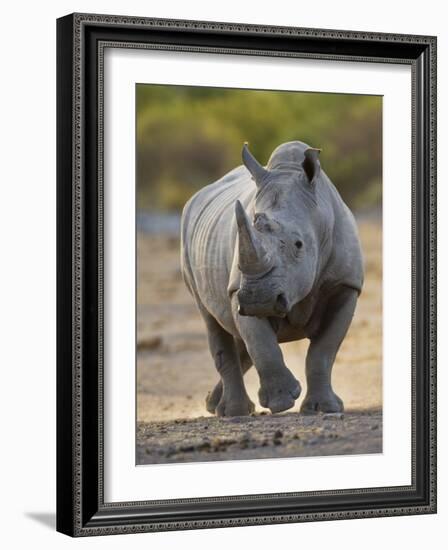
{"left": 235, "top": 200, "right": 272, "bottom": 276}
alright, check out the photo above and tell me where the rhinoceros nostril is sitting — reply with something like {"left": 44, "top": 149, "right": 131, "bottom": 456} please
{"left": 275, "top": 293, "right": 288, "bottom": 312}
{"left": 238, "top": 304, "right": 247, "bottom": 316}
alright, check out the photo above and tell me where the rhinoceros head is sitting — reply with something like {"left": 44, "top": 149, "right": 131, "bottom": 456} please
{"left": 235, "top": 142, "right": 324, "bottom": 318}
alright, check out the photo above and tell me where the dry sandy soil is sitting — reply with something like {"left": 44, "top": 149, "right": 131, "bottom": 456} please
{"left": 136, "top": 219, "right": 382, "bottom": 464}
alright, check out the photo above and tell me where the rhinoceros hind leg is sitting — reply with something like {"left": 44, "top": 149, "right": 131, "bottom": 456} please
{"left": 300, "top": 287, "right": 357, "bottom": 415}
{"left": 205, "top": 382, "right": 223, "bottom": 414}
{"left": 200, "top": 308, "right": 254, "bottom": 417}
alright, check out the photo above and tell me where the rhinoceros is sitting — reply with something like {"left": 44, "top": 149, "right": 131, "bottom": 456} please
{"left": 181, "top": 141, "right": 363, "bottom": 416}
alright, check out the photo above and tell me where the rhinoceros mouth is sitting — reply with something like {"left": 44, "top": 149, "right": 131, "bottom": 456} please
{"left": 238, "top": 304, "right": 288, "bottom": 318}
{"left": 237, "top": 292, "right": 289, "bottom": 318}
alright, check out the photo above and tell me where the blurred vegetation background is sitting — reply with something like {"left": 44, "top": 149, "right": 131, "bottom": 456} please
{"left": 136, "top": 85, "right": 382, "bottom": 214}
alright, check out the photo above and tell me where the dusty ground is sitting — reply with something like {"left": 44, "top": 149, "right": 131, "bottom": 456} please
{"left": 136, "top": 219, "right": 382, "bottom": 464}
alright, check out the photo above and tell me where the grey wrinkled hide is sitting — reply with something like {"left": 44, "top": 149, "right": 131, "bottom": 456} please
{"left": 181, "top": 141, "right": 363, "bottom": 416}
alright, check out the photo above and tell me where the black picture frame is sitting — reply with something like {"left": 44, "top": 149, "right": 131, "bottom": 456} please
{"left": 56, "top": 13, "right": 437, "bottom": 536}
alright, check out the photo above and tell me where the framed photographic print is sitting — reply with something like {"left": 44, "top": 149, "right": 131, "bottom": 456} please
{"left": 56, "top": 13, "right": 437, "bottom": 536}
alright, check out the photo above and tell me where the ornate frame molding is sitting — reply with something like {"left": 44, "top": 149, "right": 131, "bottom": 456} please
{"left": 57, "top": 12, "right": 437, "bottom": 536}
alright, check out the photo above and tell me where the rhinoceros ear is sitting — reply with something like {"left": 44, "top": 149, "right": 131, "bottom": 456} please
{"left": 242, "top": 142, "right": 269, "bottom": 188}
{"left": 302, "top": 148, "right": 321, "bottom": 185}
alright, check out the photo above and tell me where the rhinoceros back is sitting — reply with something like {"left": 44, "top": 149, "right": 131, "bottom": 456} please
{"left": 181, "top": 165, "right": 255, "bottom": 326}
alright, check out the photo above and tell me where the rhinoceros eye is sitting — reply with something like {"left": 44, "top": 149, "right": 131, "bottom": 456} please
{"left": 295, "top": 240, "right": 303, "bottom": 250}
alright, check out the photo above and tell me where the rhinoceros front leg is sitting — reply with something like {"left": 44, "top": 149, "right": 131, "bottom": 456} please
{"left": 232, "top": 297, "right": 301, "bottom": 413}
{"left": 200, "top": 307, "right": 255, "bottom": 417}
{"left": 206, "top": 340, "right": 252, "bottom": 414}
{"left": 301, "top": 287, "right": 358, "bottom": 414}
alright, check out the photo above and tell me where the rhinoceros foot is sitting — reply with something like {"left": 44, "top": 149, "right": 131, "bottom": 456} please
{"left": 215, "top": 392, "right": 255, "bottom": 417}
{"left": 300, "top": 390, "right": 344, "bottom": 415}
{"left": 258, "top": 371, "right": 301, "bottom": 414}
{"left": 206, "top": 382, "right": 255, "bottom": 417}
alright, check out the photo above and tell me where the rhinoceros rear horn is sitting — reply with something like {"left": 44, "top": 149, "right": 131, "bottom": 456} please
{"left": 242, "top": 142, "right": 269, "bottom": 188}
{"left": 235, "top": 200, "right": 272, "bottom": 276}
{"left": 302, "top": 147, "right": 322, "bottom": 185}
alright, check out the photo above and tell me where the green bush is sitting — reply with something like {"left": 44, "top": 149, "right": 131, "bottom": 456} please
{"left": 137, "top": 85, "right": 382, "bottom": 212}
